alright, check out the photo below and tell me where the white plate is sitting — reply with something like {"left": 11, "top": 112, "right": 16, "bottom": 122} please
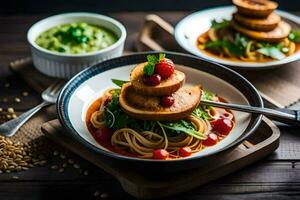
{"left": 57, "top": 52, "right": 263, "bottom": 170}
{"left": 174, "top": 6, "right": 300, "bottom": 69}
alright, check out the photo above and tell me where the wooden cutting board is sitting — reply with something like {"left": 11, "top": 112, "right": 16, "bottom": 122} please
{"left": 41, "top": 117, "right": 280, "bottom": 199}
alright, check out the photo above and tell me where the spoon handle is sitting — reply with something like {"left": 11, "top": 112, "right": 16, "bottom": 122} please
{"left": 201, "top": 100, "right": 300, "bottom": 126}
{"left": 0, "top": 101, "right": 50, "bottom": 137}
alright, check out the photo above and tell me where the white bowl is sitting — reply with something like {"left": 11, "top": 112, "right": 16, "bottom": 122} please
{"left": 27, "top": 12, "right": 126, "bottom": 78}
{"left": 57, "top": 52, "right": 263, "bottom": 171}
{"left": 174, "top": 6, "right": 300, "bottom": 69}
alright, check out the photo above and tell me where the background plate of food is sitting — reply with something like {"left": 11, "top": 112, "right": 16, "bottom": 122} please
{"left": 57, "top": 52, "right": 263, "bottom": 171}
{"left": 174, "top": 3, "right": 300, "bottom": 69}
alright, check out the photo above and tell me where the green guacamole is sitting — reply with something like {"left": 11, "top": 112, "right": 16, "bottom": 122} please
{"left": 35, "top": 22, "right": 118, "bottom": 54}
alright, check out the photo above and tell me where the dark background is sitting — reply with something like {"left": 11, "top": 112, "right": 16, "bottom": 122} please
{"left": 1, "top": 0, "right": 298, "bottom": 14}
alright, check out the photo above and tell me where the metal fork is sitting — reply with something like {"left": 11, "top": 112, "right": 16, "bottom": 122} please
{"left": 201, "top": 100, "right": 300, "bottom": 126}
{"left": 0, "top": 81, "right": 65, "bottom": 137}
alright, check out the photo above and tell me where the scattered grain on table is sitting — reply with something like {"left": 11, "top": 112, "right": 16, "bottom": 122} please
{"left": 7, "top": 107, "right": 14, "bottom": 114}
{"left": 83, "top": 170, "right": 89, "bottom": 176}
{"left": 0, "top": 135, "right": 55, "bottom": 173}
{"left": 22, "top": 92, "right": 29, "bottom": 97}
{"left": 100, "top": 192, "right": 109, "bottom": 199}
{"left": 14, "top": 97, "right": 21, "bottom": 103}
{"left": 93, "top": 191, "right": 100, "bottom": 197}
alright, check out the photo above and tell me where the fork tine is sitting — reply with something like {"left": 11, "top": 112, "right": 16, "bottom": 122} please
{"left": 43, "top": 80, "right": 60, "bottom": 94}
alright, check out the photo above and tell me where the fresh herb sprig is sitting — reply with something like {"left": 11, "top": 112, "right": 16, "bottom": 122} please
{"left": 111, "top": 79, "right": 128, "bottom": 87}
{"left": 288, "top": 30, "right": 300, "bottom": 43}
{"left": 143, "top": 53, "right": 166, "bottom": 76}
{"left": 211, "top": 19, "right": 230, "bottom": 30}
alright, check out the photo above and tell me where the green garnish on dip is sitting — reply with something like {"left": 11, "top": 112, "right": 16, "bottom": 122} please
{"left": 35, "top": 22, "right": 118, "bottom": 54}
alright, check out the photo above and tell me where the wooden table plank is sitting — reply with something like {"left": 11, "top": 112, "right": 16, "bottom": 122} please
{"left": 1, "top": 12, "right": 300, "bottom": 199}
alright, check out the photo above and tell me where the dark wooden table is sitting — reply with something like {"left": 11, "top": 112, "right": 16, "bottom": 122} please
{"left": 1, "top": 12, "right": 300, "bottom": 200}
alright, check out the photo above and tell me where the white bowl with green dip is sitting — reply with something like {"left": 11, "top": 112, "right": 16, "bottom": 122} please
{"left": 27, "top": 13, "right": 126, "bottom": 78}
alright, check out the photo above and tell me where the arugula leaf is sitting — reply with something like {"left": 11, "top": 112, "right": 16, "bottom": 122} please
{"left": 205, "top": 39, "right": 244, "bottom": 56}
{"left": 235, "top": 33, "right": 249, "bottom": 48}
{"left": 257, "top": 46, "right": 286, "bottom": 60}
{"left": 160, "top": 121, "right": 207, "bottom": 140}
{"left": 201, "top": 90, "right": 214, "bottom": 101}
{"left": 288, "top": 30, "right": 300, "bottom": 43}
{"left": 192, "top": 107, "right": 210, "bottom": 120}
{"left": 143, "top": 53, "right": 166, "bottom": 76}
{"left": 211, "top": 19, "right": 230, "bottom": 30}
{"left": 111, "top": 79, "right": 127, "bottom": 87}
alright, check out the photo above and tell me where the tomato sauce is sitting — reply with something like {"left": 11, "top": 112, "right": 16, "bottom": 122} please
{"left": 86, "top": 98, "right": 138, "bottom": 157}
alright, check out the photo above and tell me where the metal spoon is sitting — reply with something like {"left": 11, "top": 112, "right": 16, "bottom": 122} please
{"left": 0, "top": 81, "right": 65, "bottom": 137}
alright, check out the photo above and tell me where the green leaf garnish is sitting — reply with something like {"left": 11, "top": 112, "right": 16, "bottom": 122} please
{"left": 257, "top": 46, "right": 286, "bottom": 60}
{"left": 143, "top": 53, "right": 166, "bottom": 76}
{"left": 211, "top": 19, "right": 230, "bottom": 30}
{"left": 111, "top": 79, "right": 127, "bottom": 87}
{"left": 159, "top": 121, "right": 207, "bottom": 140}
{"left": 288, "top": 30, "right": 300, "bottom": 43}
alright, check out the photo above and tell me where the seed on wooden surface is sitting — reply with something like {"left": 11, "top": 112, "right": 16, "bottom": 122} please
{"left": 6, "top": 114, "right": 12, "bottom": 119}
{"left": 93, "top": 191, "right": 100, "bottom": 197}
{"left": 58, "top": 168, "right": 64, "bottom": 173}
{"left": 7, "top": 107, "right": 14, "bottom": 114}
{"left": 73, "top": 164, "right": 80, "bottom": 169}
{"left": 67, "top": 159, "right": 74, "bottom": 164}
{"left": 0, "top": 107, "right": 3, "bottom": 112}
{"left": 22, "top": 91, "right": 29, "bottom": 96}
{"left": 12, "top": 114, "right": 17, "bottom": 119}
{"left": 51, "top": 165, "right": 58, "bottom": 170}
{"left": 100, "top": 192, "right": 109, "bottom": 198}
{"left": 62, "top": 163, "right": 68, "bottom": 168}
{"left": 53, "top": 151, "right": 59, "bottom": 156}
{"left": 60, "top": 154, "right": 66, "bottom": 159}
{"left": 83, "top": 170, "right": 89, "bottom": 176}
{"left": 4, "top": 83, "right": 10, "bottom": 88}
{"left": 14, "top": 98, "right": 21, "bottom": 103}
{"left": 12, "top": 176, "right": 19, "bottom": 179}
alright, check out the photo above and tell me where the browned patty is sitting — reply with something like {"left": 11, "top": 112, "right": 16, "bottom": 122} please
{"left": 119, "top": 83, "right": 202, "bottom": 121}
{"left": 233, "top": 12, "right": 281, "bottom": 31}
{"left": 130, "top": 62, "right": 185, "bottom": 96}
{"left": 232, "top": 0, "right": 278, "bottom": 18}
{"left": 231, "top": 20, "right": 291, "bottom": 42}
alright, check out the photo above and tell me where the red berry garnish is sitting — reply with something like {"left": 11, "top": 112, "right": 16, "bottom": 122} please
{"left": 154, "top": 58, "right": 175, "bottom": 79}
{"left": 179, "top": 147, "right": 192, "bottom": 157}
{"left": 160, "top": 95, "right": 175, "bottom": 107}
{"left": 153, "top": 149, "right": 169, "bottom": 160}
{"left": 143, "top": 74, "right": 161, "bottom": 86}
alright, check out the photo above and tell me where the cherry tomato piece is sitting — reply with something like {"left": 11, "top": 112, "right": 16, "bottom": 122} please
{"left": 179, "top": 147, "right": 192, "bottom": 157}
{"left": 153, "top": 149, "right": 169, "bottom": 160}
{"left": 94, "top": 127, "right": 113, "bottom": 143}
{"left": 202, "top": 133, "right": 218, "bottom": 146}
{"left": 211, "top": 118, "right": 234, "bottom": 135}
